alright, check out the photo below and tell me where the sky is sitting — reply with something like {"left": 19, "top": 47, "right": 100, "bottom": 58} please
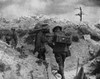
{"left": 0, "top": 0, "right": 100, "bottom": 24}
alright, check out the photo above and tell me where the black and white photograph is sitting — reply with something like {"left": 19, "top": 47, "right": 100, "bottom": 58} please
{"left": 0, "top": 0, "right": 99, "bottom": 79}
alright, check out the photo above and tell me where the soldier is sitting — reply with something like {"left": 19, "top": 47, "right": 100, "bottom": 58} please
{"left": 10, "top": 28, "right": 18, "bottom": 49}
{"left": 5, "top": 33, "right": 12, "bottom": 45}
{"left": 33, "top": 23, "right": 49, "bottom": 64}
{"left": 48, "top": 26, "right": 71, "bottom": 79}
{"left": 5, "top": 28, "right": 18, "bottom": 49}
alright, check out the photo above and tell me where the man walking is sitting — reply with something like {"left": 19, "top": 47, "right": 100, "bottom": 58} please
{"left": 33, "top": 23, "right": 49, "bottom": 65}
{"left": 48, "top": 26, "right": 72, "bottom": 79}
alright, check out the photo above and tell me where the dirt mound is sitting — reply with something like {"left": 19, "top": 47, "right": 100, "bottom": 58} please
{"left": 0, "top": 40, "right": 48, "bottom": 79}
{"left": 0, "top": 16, "right": 100, "bottom": 79}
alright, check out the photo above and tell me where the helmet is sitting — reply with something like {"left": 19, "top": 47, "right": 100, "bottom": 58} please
{"left": 33, "top": 22, "right": 49, "bottom": 34}
{"left": 52, "top": 26, "right": 62, "bottom": 32}
{"left": 34, "top": 22, "right": 49, "bottom": 31}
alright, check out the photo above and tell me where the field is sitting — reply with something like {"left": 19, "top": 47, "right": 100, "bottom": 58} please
{"left": 0, "top": 16, "right": 100, "bottom": 79}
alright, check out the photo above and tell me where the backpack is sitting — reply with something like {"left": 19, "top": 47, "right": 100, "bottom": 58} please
{"left": 54, "top": 32, "right": 71, "bottom": 44}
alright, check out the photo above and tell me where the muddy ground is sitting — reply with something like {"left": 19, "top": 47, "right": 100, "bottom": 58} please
{"left": 0, "top": 17, "right": 100, "bottom": 79}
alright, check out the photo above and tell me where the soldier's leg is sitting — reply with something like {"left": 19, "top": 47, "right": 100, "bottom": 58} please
{"left": 41, "top": 48, "right": 46, "bottom": 60}
{"left": 37, "top": 52, "right": 42, "bottom": 59}
{"left": 54, "top": 53, "right": 65, "bottom": 79}
{"left": 36, "top": 48, "right": 46, "bottom": 66}
{"left": 60, "top": 53, "right": 66, "bottom": 79}
{"left": 37, "top": 48, "right": 46, "bottom": 60}
{"left": 36, "top": 51, "right": 43, "bottom": 65}
{"left": 62, "top": 53, "right": 67, "bottom": 67}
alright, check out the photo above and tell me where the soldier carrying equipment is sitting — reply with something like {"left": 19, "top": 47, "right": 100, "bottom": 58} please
{"left": 33, "top": 23, "right": 50, "bottom": 64}
{"left": 48, "top": 26, "right": 72, "bottom": 79}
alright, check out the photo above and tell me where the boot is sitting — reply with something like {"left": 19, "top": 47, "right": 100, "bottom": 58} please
{"left": 58, "top": 66, "right": 65, "bottom": 79}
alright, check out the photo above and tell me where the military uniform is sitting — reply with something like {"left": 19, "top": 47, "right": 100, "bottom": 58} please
{"left": 11, "top": 28, "right": 18, "bottom": 49}
{"left": 33, "top": 23, "right": 49, "bottom": 61}
{"left": 34, "top": 30, "right": 47, "bottom": 60}
{"left": 48, "top": 26, "right": 71, "bottom": 79}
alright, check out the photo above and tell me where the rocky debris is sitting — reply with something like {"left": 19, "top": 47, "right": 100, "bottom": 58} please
{"left": 0, "top": 40, "right": 49, "bottom": 79}
{"left": 82, "top": 37, "right": 100, "bottom": 79}
{"left": 63, "top": 36, "right": 100, "bottom": 79}
{"left": 0, "top": 16, "right": 100, "bottom": 79}
{"left": 65, "top": 39, "right": 91, "bottom": 70}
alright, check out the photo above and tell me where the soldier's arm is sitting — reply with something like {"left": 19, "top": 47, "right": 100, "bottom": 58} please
{"left": 48, "top": 42, "right": 54, "bottom": 48}
{"left": 65, "top": 35, "right": 72, "bottom": 47}
{"left": 47, "top": 35, "right": 55, "bottom": 48}
{"left": 14, "top": 33, "right": 18, "bottom": 45}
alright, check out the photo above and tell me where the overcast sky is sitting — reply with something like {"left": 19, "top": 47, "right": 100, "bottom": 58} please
{"left": 0, "top": 0, "right": 100, "bottom": 24}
